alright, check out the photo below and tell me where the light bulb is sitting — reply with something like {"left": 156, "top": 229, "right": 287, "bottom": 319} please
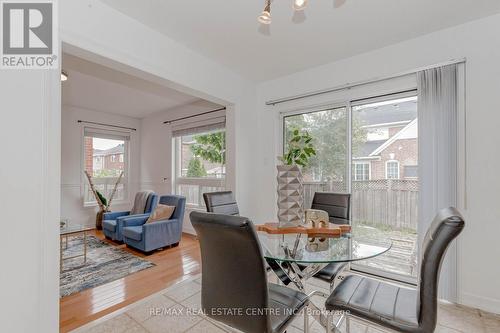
{"left": 258, "top": 10, "right": 272, "bottom": 25}
{"left": 293, "top": 0, "right": 308, "bottom": 11}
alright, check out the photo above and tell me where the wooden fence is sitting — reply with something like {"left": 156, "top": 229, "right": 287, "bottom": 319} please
{"left": 303, "top": 179, "right": 418, "bottom": 231}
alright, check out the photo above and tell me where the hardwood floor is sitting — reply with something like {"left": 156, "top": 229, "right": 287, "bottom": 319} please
{"left": 59, "top": 230, "right": 201, "bottom": 333}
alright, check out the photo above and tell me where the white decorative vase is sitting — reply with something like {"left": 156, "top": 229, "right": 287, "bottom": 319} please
{"left": 277, "top": 165, "right": 304, "bottom": 227}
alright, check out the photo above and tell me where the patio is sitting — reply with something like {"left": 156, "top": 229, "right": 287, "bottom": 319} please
{"left": 304, "top": 181, "right": 419, "bottom": 280}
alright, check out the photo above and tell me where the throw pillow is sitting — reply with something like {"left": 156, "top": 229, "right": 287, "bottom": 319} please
{"left": 147, "top": 204, "right": 175, "bottom": 223}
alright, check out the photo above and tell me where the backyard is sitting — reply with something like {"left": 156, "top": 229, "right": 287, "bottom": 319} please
{"left": 304, "top": 180, "right": 419, "bottom": 280}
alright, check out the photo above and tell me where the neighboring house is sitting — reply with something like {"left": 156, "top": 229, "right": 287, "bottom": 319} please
{"left": 85, "top": 143, "right": 125, "bottom": 175}
{"left": 353, "top": 100, "right": 418, "bottom": 181}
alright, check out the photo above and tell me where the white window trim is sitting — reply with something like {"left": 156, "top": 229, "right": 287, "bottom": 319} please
{"left": 385, "top": 160, "right": 400, "bottom": 179}
{"left": 354, "top": 162, "right": 371, "bottom": 181}
{"left": 81, "top": 127, "right": 131, "bottom": 207}
{"left": 403, "top": 165, "right": 418, "bottom": 179}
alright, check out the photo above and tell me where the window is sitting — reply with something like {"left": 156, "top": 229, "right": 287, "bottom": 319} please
{"left": 83, "top": 128, "right": 129, "bottom": 205}
{"left": 173, "top": 120, "right": 226, "bottom": 208}
{"left": 386, "top": 160, "right": 400, "bottom": 179}
{"left": 353, "top": 162, "right": 370, "bottom": 181}
{"left": 404, "top": 165, "right": 418, "bottom": 179}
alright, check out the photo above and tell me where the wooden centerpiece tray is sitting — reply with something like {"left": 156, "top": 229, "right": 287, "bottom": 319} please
{"left": 257, "top": 223, "right": 351, "bottom": 238}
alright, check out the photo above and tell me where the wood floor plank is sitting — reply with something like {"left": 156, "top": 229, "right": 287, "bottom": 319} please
{"left": 59, "top": 230, "right": 201, "bottom": 332}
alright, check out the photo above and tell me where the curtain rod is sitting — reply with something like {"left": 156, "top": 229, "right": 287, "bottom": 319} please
{"left": 265, "top": 58, "right": 466, "bottom": 106}
{"left": 163, "top": 107, "right": 226, "bottom": 124}
{"left": 77, "top": 120, "right": 137, "bottom": 131}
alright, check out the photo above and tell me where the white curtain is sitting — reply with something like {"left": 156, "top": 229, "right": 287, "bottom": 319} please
{"left": 417, "top": 64, "right": 458, "bottom": 301}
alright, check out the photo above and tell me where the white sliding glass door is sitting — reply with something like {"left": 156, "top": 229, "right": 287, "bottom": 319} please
{"left": 282, "top": 92, "right": 419, "bottom": 284}
{"left": 350, "top": 95, "right": 418, "bottom": 283}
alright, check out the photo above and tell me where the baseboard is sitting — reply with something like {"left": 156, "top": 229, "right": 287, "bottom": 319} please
{"left": 182, "top": 226, "right": 196, "bottom": 236}
{"left": 461, "top": 292, "right": 500, "bottom": 314}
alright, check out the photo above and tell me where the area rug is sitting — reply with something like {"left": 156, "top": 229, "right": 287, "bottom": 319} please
{"left": 60, "top": 235, "right": 155, "bottom": 298}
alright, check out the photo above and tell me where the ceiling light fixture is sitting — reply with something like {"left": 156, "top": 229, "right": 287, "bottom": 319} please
{"left": 293, "top": 0, "right": 308, "bottom": 11}
{"left": 258, "top": 0, "right": 272, "bottom": 25}
{"left": 258, "top": 0, "right": 344, "bottom": 25}
{"left": 61, "top": 70, "right": 68, "bottom": 82}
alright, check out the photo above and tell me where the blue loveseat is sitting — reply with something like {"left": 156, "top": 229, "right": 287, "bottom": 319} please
{"left": 102, "top": 192, "right": 158, "bottom": 242}
{"left": 122, "top": 195, "right": 186, "bottom": 252}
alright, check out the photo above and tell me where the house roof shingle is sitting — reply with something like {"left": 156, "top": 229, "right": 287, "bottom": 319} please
{"left": 356, "top": 100, "right": 417, "bottom": 127}
{"left": 93, "top": 144, "right": 124, "bottom": 156}
{"left": 355, "top": 100, "right": 417, "bottom": 158}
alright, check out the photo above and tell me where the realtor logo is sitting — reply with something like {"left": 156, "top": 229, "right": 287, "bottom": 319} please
{"left": 1, "top": 0, "right": 58, "bottom": 69}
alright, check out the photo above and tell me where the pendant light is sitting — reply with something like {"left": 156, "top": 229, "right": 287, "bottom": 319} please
{"left": 258, "top": 0, "right": 272, "bottom": 25}
{"left": 293, "top": 0, "right": 308, "bottom": 11}
{"left": 61, "top": 70, "right": 68, "bottom": 82}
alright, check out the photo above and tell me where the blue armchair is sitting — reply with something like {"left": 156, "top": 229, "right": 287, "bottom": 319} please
{"left": 122, "top": 195, "right": 186, "bottom": 252}
{"left": 102, "top": 193, "right": 158, "bottom": 242}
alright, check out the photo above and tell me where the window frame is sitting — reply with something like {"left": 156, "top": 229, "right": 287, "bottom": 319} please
{"left": 173, "top": 129, "right": 227, "bottom": 209}
{"left": 82, "top": 128, "right": 130, "bottom": 207}
{"left": 385, "top": 160, "right": 400, "bottom": 179}
{"left": 403, "top": 165, "right": 418, "bottom": 179}
{"left": 279, "top": 89, "right": 419, "bottom": 285}
{"left": 353, "top": 161, "right": 371, "bottom": 181}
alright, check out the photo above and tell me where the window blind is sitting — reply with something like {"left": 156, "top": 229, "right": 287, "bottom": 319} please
{"left": 171, "top": 116, "right": 225, "bottom": 137}
{"left": 84, "top": 127, "right": 131, "bottom": 141}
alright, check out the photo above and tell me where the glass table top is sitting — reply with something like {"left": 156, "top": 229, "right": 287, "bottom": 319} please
{"left": 258, "top": 231, "right": 392, "bottom": 264}
{"left": 60, "top": 224, "right": 94, "bottom": 235}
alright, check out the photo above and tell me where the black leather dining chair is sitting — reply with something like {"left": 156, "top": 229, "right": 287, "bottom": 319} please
{"left": 190, "top": 211, "right": 310, "bottom": 333}
{"left": 203, "top": 191, "right": 240, "bottom": 215}
{"left": 324, "top": 207, "right": 465, "bottom": 333}
{"left": 203, "top": 191, "right": 279, "bottom": 276}
{"left": 301, "top": 192, "right": 351, "bottom": 291}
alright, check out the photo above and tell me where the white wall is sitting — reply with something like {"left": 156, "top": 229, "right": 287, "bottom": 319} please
{"left": 0, "top": 70, "right": 60, "bottom": 332}
{"left": 61, "top": 105, "right": 141, "bottom": 227}
{"left": 255, "top": 14, "right": 500, "bottom": 313}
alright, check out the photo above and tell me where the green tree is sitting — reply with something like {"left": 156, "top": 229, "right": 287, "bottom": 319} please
{"left": 190, "top": 132, "right": 225, "bottom": 164}
{"left": 284, "top": 109, "right": 366, "bottom": 182}
{"left": 186, "top": 157, "right": 207, "bottom": 177}
{"left": 93, "top": 169, "right": 122, "bottom": 178}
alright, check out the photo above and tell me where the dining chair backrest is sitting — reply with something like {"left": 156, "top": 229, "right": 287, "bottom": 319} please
{"left": 203, "top": 191, "right": 240, "bottom": 215}
{"left": 418, "top": 207, "right": 465, "bottom": 332}
{"left": 190, "top": 211, "right": 269, "bottom": 333}
{"left": 311, "top": 192, "right": 350, "bottom": 225}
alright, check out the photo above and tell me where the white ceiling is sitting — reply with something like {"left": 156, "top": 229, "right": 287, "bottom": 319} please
{"left": 62, "top": 54, "right": 201, "bottom": 118}
{"left": 101, "top": 0, "right": 500, "bottom": 81}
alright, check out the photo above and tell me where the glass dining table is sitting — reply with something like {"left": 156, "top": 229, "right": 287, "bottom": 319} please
{"left": 258, "top": 229, "right": 392, "bottom": 330}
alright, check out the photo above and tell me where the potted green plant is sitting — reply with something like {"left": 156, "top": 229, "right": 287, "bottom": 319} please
{"left": 277, "top": 129, "right": 316, "bottom": 227}
{"left": 84, "top": 170, "right": 123, "bottom": 229}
